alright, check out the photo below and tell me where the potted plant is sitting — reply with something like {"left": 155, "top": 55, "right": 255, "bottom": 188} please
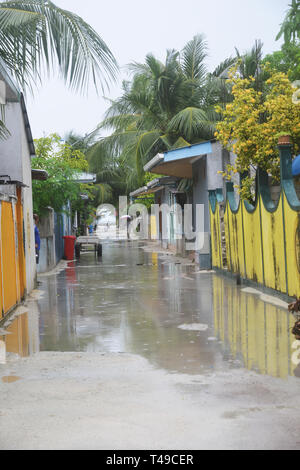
{"left": 276, "top": 132, "right": 292, "bottom": 145}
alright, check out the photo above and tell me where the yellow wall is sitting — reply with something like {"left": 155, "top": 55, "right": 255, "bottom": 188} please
{"left": 210, "top": 204, "right": 223, "bottom": 269}
{"left": 225, "top": 202, "right": 246, "bottom": 277}
{"left": 242, "top": 201, "right": 264, "bottom": 285}
{"left": 150, "top": 214, "right": 157, "bottom": 240}
{"left": 16, "top": 187, "right": 26, "bottom": 299}
{"left": 1, "top": 201, "right": 18, "bottom": 315}
{"left": 0, "top": 192, "right": 26, "bottom": 319}
{"left": 209, "top": 187, "right": 300, "bottom": 299}
{"left": 283, "top": 192, "right": 300, "bottom": 298}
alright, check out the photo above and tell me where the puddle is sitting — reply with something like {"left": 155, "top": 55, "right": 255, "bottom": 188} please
{"left": 178, "top": 324, "right": 209, "bottom": 332}
{"left": 1, "top": 241, "right": 299, "bottom": 380}
{"left": 0, "top": 301, "right": 40, "bottom": 363}
{"left": 2, "top": 376, "right": 21, "bottom": 383}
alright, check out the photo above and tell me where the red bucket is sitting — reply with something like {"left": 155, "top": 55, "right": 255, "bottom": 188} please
{"left": 63, "top": 236, "right": 76, "bottom": 260}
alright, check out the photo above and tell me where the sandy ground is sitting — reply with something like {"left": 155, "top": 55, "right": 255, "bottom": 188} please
{"left": 1, "top": 351, "right": 300, "bottom": 450}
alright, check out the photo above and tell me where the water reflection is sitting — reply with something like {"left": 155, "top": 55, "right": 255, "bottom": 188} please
{"left": 37, "top": 243, "right": 219, "bottom": 374}
{"left": 0, "top": 299, "right": 40, "bottom": 360}
{"left": 213, "top": 275, "right": 299, "bottom": 379}
{"left": 0, "top": 241, "right": 299, "bottom": 380}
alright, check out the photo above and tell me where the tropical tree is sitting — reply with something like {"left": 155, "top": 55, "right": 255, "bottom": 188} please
{"left": 261, "top": 2, "right": 300, "bottom": 82}
{"left": 32, "top": 133, "right": 93, "bottom": 216}
{"left": 277, "top": 0, "right": 300, "bottom": 44}
{"left": 64, "top": 130, "right": 126, "bottom": 207}
{"left": 0, "top": 0, "right": 118, "bottom": 136}
{"left": 215, "top": 67, "right": 300, "bottom": 200}
{"left": 0, "top": 0, "right": 118, "bottom": 92}
{"left": 88, "top": 35, "right": 233, "bottom": 191}
{"left": 263, "top": 40, "right": 300, "bottom": 82}
{"left": 235, "top": 40, "right": 266, "bottom": 92}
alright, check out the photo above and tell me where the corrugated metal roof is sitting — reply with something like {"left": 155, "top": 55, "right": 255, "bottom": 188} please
{"left": 164, "top": 141, "right": 213, "bottom": 163}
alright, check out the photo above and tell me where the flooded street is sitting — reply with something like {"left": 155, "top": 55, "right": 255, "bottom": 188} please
{"left": 1, "top": 241, "right": 300, "bottom": 450}
{"left": 38, "top": 241, "right": 299, "bottom": 380}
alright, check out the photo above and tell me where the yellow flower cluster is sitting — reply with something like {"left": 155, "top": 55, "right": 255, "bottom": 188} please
{"left": 215, "top": 68, "right": 300, "bottom": 198}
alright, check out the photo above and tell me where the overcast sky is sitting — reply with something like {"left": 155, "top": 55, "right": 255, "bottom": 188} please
{"left": 26, "top": 0, "right": 289, "bottom": 140}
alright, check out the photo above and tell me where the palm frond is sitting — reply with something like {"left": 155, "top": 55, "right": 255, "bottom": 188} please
{"left": 167, "top": 107, "right": 214, "bottom": 141}
{"left": 181, "top": 34, "right": 208, "bottom": 82}
{"left": 212, "top": 57, "right": 236, "bottom": 78}
{"left": 0, "top": 0, "right": 118, "bottom": 92}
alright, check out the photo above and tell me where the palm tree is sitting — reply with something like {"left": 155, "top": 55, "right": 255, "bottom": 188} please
{"left": 89, "top": 35, "right": 230, "bottom": 191}
{"left": 276, "top": 0, "right": 300, "bottom": 44}
{"left": 235, "top": 40, "right": 265, "bottom": 92}
{"left": 64, "top": 130, "right": 126, "bottom": 206}
{"left": 0, "top": 0, "right": 118, "bottom": 93}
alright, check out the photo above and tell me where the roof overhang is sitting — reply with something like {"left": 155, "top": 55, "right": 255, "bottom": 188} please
{"left": 130, "top": 177, "right": 179, "bottom": 198}
{"left": 130, "top": 186, "right": 148, "bottom": 197}
{"left": 32, "top": 169, "right": 49, "bottom": 181}
{"left": 73, "top": 172, "right": 97, "bottom": 184}
{"left": 20, "top": 93, "right": 35, "bottom": 156}
{"left": 144, "top": 141, "right": 213, "bottom": 179}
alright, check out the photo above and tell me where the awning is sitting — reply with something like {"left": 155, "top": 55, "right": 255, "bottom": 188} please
{"left": 130, "top": 177, "right": 179, "bottom": 198}
{"left": 73, "top": 172, "right": 97, "bottom": 183}
{"left": 32, "top": 169, "right": 49, "bottom": 181}
{"left": 0, "top": 175, "right": 28, "bottom": 187}
{"left": 130, "top": 186, "right": 148, "bottom": 197}
{"left": 144, "top": 141, "right": 213, "bottom": 179}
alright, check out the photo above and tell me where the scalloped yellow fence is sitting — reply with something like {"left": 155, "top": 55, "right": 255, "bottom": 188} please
{"left": 209, "top": 144, "right": 300, "bottom": 299}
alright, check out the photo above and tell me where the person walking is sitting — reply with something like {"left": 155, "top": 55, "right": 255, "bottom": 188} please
{"left": 33, "top": 214, "right": 41, "bottom": 264}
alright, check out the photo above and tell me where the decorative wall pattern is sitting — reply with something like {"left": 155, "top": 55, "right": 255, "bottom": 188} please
{"left": 209, "top": 144, "right": 300, "bottom": 299}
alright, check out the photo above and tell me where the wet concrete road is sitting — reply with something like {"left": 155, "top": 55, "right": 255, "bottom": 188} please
{"left": 1, "top": 241, "right": 300, "bottom": 450}
{"left": 38, "top": 241, "right": 300, "bottom": 380}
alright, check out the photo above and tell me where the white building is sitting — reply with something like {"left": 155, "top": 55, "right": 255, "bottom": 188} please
{"left": 0, "top": 62, "right": 37, "bottom": 296}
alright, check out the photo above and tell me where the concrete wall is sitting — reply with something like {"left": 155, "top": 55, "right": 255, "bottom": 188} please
{"left": 149, "top": 142, "right": 237, "bottom": 267}
{"left": 0, "top": 102, "right": 23, "bottom": 182}
{"left": 192, "top": 142, "right": 231, "bottom": 269}
{"left": 38, "top": 205, "right": 73, "bottom": 274}
{"left": 0, "top": 100, "right": 36, "bottom": 295}
{"left": 19, "top": 104, "right": 36, "bottom": 294}
{"left": 37, "top": 209, "right": 56, "bottom": 274}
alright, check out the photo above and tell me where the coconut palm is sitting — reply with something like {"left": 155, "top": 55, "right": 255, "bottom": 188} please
{"left": 277, "top": 0, "right": 300, "bottom": 44}
{"left": 64, "top": 130, "right": 126, "bottom": 206}
{"left": 235, "top": 40, "right": 265, "bottom": 92}
{"left": 0, "top": 0, "right": 118, "bottom": 92}
{"left": 89, "top": 35, "right": 230, "bottom": 191}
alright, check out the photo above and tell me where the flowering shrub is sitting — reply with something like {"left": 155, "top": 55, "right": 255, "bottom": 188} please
{"left": 215, "top": 66, "right": 300, "bottom": 200}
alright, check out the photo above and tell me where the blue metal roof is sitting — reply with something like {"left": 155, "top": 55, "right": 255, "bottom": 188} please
{"left": 163, "top": 141, "right": 213, "bottom": 163}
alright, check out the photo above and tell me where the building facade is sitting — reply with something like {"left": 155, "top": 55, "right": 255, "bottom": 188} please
{"left": 0, "top": 64, "right": 36, "bottom": 320}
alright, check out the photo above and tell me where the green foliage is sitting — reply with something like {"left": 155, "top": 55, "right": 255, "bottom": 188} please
{"left": 263, "top": 41, "right": 300, "bottom": 81}
{"left": 276, "top": 0, "right": 300, "bottom": 44}
{"left": 0, "top": 0, "right": 118, "bottom": 93}
{"left": 215, "top": 67, "right": 300, "bottom": 201}
{"left": 31, "top": 133, "right": 91, "bottom": 216}
{"left": 0, "top": 0, "right": 118, "bottom": 139}
{"left": 90, "top": 35, "right": 232, "bottom": 192}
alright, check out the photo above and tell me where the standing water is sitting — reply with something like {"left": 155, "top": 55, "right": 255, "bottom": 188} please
{"left": 21, "top": 240, "right": 299, "bottom": 380}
